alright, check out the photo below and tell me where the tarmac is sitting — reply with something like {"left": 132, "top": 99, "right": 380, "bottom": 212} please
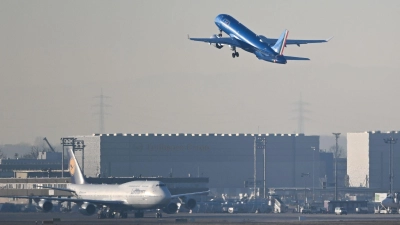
{"left": 1, "top": 211, "right": 400, "bottom": 225}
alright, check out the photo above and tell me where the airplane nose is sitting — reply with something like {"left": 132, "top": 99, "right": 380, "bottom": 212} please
{"left": 161, "top": 188, "right": 172, "bottom": 202}
{"left": 215, "top": 14, "right": 223, "bottom": 23}
{"left": 382, "top": 198, "right": 389, "bottom": 204}
{"left": 381, "top": 197, "right": 394, "bottom": 207}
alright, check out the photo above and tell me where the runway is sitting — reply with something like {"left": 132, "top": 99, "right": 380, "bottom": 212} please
{"left": 1, "top": 212, "right": 400, "bottom": 225}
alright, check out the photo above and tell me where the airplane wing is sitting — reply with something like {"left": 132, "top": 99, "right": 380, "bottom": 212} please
{"left": 188, "top": 35, "right": 242, "bottom": 46}
{"left": 38, "top": 186, "right": 76, "bottom": 193}
{"left": 171, "top": 190, "right": 210, "bottom": 199}
{"left": 1, "top": 195, "right": 126, "bottom": 206}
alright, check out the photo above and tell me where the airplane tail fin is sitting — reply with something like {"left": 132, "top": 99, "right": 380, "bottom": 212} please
{"left": 67, "top": 149, "right": 86, "bottom": 184}
{"left": 271, "top": 29, "right": 289, "bottom": 55}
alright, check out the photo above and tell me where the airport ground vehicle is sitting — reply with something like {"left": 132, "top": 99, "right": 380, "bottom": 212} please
{"left": 335, "top": 207, "right": 347, "bottom": 215}
{"left": 301, "top": 208, "right": 312, "bottom": 214}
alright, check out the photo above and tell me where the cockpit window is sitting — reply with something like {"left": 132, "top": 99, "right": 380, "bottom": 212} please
{"left": 156, "top": 183, "right": 166, "bottom": 187}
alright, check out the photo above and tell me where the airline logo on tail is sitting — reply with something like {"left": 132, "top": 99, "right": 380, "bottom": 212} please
{"left": 69, "top": 158, "right": 76, "bottom": 176}
{"left": 67, "top": 149, "right": 86, "bottom": 185}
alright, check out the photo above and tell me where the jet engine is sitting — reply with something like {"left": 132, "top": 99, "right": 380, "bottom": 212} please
{"left": 37, "top": 199, "right": 53, "bottom": 212}
{"left": 163, "top": 202, "right": 178, "bottom": 214}
{"left": 209, "top": 34, "right": 223, "bottom": 49}
{"left": 183, "top": 198, "right": 197, "bottom": 209}
{"left": 78, "top": 202, "right": 97, "bottom": 216}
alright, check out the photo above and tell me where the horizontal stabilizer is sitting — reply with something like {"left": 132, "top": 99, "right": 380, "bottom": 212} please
{"left": 284, "top": 56, "right": 310, "bottom": 60}
{"left": 261, "top": 37, "right": 333, "bottom": 46}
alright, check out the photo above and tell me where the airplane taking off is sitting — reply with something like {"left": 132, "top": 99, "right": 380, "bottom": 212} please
{"left": 4, "top": 149, "right": 208, "bottom": 219}
{"left": 188, "top": 14, "right": 332, "bottom": 64}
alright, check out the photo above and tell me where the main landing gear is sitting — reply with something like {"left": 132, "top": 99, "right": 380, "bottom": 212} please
{"left": 155, "top": 209, "right": 163, "bottom": 218}
{"left": 230, "top": 45, "right": 239, "bottom": 58}
{"left": 231, "top": 51, "right": 239, "bottom": 58}
{"left": 134, "top": 211, "right": 144, "bottom": 218}
{"left": 218, "top": 29, "right": 222, "bottom": 37}
{"left": 97, "top": 208, "right": 114, "bottom": 219}
{"left": 97, "top": 208, "right": 128, "bottom": 219}
{"left": 116, "top": 211, "right": 128, "bottom": 218}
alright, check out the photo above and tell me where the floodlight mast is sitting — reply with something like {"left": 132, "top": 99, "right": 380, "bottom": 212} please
{"left": 384, "top": 136, "right": 398, "bottom": 195}
{"left": 332, "top": 133, "right": 341, "bottom": 201}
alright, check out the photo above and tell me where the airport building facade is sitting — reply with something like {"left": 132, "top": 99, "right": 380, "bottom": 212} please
{"left": 0, "top": 152, "right": 65, "bottom": 178}
{"left": 71, "top": 133, "right": 329, "bottom": 192}
{"left": 347, "top": 131, "right": 400, "bottom": 191}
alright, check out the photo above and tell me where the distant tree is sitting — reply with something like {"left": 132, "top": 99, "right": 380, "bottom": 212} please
{"left": 329, "top": 145, "right": 346, "bottom": 158}
{"left": 0, "top": 148, "right": 6, "bottom": 159}
{"left": 30, "top": 146, "right": 40, "bottom": 158}
{"left": 21, "top": 146, "right": 40, "bottom": 159}
{"left": 14, "top": 153, "right": 19, "bottom": 159}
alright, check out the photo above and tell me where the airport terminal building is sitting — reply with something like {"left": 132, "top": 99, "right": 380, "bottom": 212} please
{"left": 348, "top": 131, "right": 400, "bottom": 191}
{"left": 71, "top": 133, "right": 325, "bottom": 192}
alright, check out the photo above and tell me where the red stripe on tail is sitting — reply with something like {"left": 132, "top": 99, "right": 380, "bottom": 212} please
{"left": 279, "top": 30, "right": 289, "bottom": 55}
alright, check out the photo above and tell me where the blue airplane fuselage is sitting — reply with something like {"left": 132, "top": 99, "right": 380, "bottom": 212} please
{"left": 214, "top": 14, "right": 287, "bottom": 64}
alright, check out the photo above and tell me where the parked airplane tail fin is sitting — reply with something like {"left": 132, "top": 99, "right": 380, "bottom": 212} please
{"left": 271, "top": 29, "right": 289, "bottom": 55}
{"left": 67, "top": 149, "right": 86, "bottom": 184}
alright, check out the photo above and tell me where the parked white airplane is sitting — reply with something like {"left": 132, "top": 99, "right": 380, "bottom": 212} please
{"left": 381, "top": 193, "right": 399, "bottom": 209}
{"left": 8, "top": 149, "right": 209, "bottom": 218}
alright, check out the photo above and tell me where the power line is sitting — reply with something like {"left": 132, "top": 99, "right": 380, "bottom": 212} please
{"left": 93, "top": 88, "right": 111, "bottom": 134}
{"left": 292, "top": 93, "right": 310, "bottom": 134}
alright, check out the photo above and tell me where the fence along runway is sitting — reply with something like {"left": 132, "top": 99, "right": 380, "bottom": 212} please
{"left": 1, "top": 212, "right": 400, "bottom": 225}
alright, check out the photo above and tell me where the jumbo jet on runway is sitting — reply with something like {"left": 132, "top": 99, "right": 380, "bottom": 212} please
{"left": 4, "top": 149, "right": 208, "bottom": 219}
{"left": 188, "top": 14, "right": 332, "bottom": 64}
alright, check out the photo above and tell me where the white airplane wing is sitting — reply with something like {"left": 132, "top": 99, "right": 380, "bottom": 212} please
{"left": 1, "top": 195, "right": 126, "bottom": 206}
{"left": 171, "top": 190, "right": 210, "bottom": 199}
{"left": 37, "top": 186, "right": 76, "bottom": 193}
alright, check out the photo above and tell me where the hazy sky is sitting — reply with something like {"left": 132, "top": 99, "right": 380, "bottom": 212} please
{"left": 1, "top": 1, "right": 400, "bottom": 144}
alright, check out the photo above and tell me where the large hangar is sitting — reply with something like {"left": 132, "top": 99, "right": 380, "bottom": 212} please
{"left": 71, "top": 133, "right": 320, "bottom": 190}
{"left": 348, "top": 131, "right": 400, "bottom": 190}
